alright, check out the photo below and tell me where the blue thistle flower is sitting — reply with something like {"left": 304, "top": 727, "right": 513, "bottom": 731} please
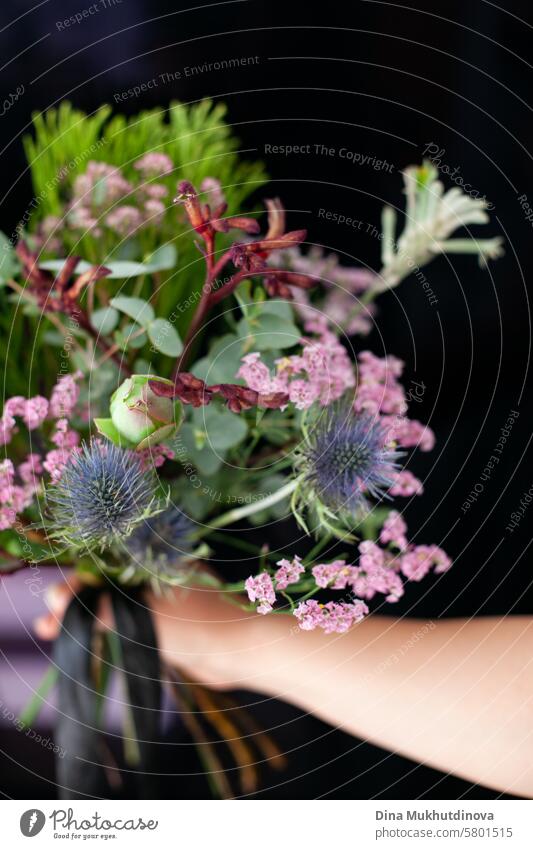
{"left": 125, "top": 507, "right": 194, "bottom": 575}
{"left": 296, "top": 404, "right": 402, "bottom": 517}
{"left": 47, "top": 441, "right": 157, "bottom": 552}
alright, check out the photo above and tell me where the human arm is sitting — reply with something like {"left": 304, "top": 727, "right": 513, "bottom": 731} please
{"left": 36, "top": 581, "right": 533, "bottom": 797}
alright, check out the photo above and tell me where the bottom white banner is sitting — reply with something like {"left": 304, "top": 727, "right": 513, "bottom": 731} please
{"left": 3, "top": 799, "right": 532, "bottom": 847}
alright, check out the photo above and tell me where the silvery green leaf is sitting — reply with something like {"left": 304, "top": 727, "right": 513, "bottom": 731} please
{"left": 110, "top": 295, "right": 154, "bottom": 327}
{"left": 90, "top": 306, "right": 119, "bottom": 335}
{"left": 147, "top": 318, "right": 182, "bottom": 356}
{"left": 238, "top": 313, "right": 300, "bottom": 350}
{"left": 144, "top": 244, "right": 177, "bottom": 271}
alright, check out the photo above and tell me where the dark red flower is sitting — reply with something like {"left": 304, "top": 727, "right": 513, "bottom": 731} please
{"left": 15, "top": 241, "right": 110, "bottom": 317}
{"left": 175, "top": 181, "right": 260, "bottom": 241}
{"left": 150, "top": 374, "right": 289, "bottom": 413}
{"left": 150, "top": 373, "right": 213, "bottom": 407}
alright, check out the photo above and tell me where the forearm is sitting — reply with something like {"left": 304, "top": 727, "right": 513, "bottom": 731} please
{"left": 42, "top": 584, "right": 533, "bottom": 796}
{"left": 238, "top": 614, "right": 533, "bottom": 797}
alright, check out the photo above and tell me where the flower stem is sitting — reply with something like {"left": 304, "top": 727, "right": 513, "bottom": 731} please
{"left": 206, "top": 478, "right": 298, "bottom": 531}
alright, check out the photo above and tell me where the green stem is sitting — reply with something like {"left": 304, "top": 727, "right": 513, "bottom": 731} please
{"left": 205, "top": 478, "right": 298, "bottom": 531}
{"left": 304, "top": 534, "right": 332, "bottom": 565}
{"left": 19, "top": 665, "right": 58, "bottom": 728}
{"left": 206, "top": 532, "right": 281, "bottom": 563}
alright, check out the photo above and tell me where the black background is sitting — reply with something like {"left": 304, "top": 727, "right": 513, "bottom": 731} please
{"left": 0, "top": 0, "right": 532, "bottom": 799}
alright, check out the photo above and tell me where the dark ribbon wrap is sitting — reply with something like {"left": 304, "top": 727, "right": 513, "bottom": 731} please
{"left": 53, "top": 584, "right": 162, "bottom": 799}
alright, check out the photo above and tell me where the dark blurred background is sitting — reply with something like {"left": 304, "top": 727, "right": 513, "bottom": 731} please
{"left": 0, "top": 0, "right": 532, "bottom": 800}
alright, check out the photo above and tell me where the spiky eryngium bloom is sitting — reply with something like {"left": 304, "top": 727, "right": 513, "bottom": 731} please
{"left": 124, "top": 506, "right": 194, "bottom": 581}
{"left": 46, "top": 441, "right": 158, "bottom": 553}
{"left": 292, "top": 403, "right": 402, "bottom": 538}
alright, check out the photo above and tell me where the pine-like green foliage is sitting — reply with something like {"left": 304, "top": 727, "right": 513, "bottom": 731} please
{"left": 23, "top": 100, "right": 267, "bottom": 222}
{"left": 22, "top": 99, "right": 268, "bottom": 330}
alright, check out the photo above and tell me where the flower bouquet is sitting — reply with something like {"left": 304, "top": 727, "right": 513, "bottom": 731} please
{"left": 0, "top": 100, "right": 502, "bottom": 798}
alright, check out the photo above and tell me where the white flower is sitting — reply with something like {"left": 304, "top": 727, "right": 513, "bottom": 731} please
{"left": 377, "top": 161, "right": 503, "bottom": 291}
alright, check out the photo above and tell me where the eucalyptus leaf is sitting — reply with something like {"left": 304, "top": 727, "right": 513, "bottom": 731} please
{"left": 193, "top": 403, "right": 248, "bottom": 451}
{"left": 148, "top": 318, "right": 182, "bottom": 356}
{"left": 179, "top": 422, "right": 225, "bottom": 476}
{"left": 90, "top": 306, "right": 119, "bottom": 335}
{"left": 144, "top": 243, "right": 177, "bottom": 271}
{"left": 110, "top": 295, "right": 154, "bottom": 327}
{"left": 193, "top": 334, "right": 244, "bottom": 384}
{"left": 254, "top": 298, "right": 294, "bottom": 321}
{"left": 238, "top": 313, "right": 300, "bottom": 351}
{"left": 40, "top": 258, "right": 165, "bottom": 280}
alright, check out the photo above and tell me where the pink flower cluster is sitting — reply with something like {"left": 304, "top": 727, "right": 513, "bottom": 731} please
{"left": 138, "top": 443, "right": 175, "bottom": 470}
{"left": 244, "top": 512, "right": 450, "bottom": 631}
{"left": 245, "top": 556, "right": 305, "bottom": 613}
{"left": 293, "top": 599, "right": 369, "bottom": 633}
{"left": 236, "top": 327, "right": 355, "bottom": 410}
{"left": 0, "top": 373, "right": 83, "bottom": 525}
{"left": 379, "top": 509, "right": 409, "bottom": 550}
{"left": 355, "top": 351, "right": 434, "bottom": 448}
{"left": 274, "top": 554, "right": 305, "bottom": 589}
{"left": 352, "top": 351, "right": 436, "bottom": 497}
{"left": 244, "top": 572, "right": 276, "bottom": 615}
{"left": 400, "top": 545, "right": 451, "bottom": 581}
{"left": 0, "top": 458, "right": 40, "bottom": 530}
{"left": 65, "top": 156, "right": 180, "bottom": 238}
{"left": 0, "top": 395, "right": 48, "bottom": 444}
{"left": 312, "top": 545, "right": 404, "bottom": 604}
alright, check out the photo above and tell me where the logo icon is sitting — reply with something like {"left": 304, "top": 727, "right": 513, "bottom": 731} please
{"left": 20, "top": 809, "right": 46, "bottom": 837}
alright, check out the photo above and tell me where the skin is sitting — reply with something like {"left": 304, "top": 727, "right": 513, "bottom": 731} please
{"left": 35, "top": 579, "right": 533, "bottom": 798}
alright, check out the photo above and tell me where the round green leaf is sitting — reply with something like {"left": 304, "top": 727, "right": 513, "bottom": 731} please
{"left": 110, "top": 295, "right": 154, "bottom": 327}
{"left": 90, "top": 306, "right": 119, "bottom": 335}
{"left": 148, "top": 318, "right": 183, "bottom": 357}
{"left": 238, "top": 313, "right": 300, "bottom": 350}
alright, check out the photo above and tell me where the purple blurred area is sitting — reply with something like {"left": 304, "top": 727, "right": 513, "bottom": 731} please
{"left": 0, "top": 568, "right": 62, "bottom": 725}
{"left": 0, "top": 568, "right": 62, "bottom": 796}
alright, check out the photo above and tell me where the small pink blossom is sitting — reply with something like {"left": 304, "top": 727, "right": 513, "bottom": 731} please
{"left": 354, "top": 351, "right": 406, "bottom": 416}
{"left": 0, "top": 414, "right": 16, "bottom": 446}
{"left": 381, "top": 415, "right": 435, "bottom": 452}
{"left": 380, "top": 510, "right": 408, "bottom": 550}
{"left": 105, "top": 205, "right": 143, "bottom": 236}
{"left": 288, "top": 379, "right": 320, "bottom": 409}
{"left": 350, "top": 562, "right": 404, "bottom": 603}
{"left": 51, "top": 419, "right": 80, "bottom": 450}
{"left": 236, "top": 353, "right": 277, "bottom": 394}
{"left": 18, "top": 453, "right": 43, "bottom": 485}
{"left": 358, "top": 540, "right": 384, "bottom": 570}
{"left": 49, "top": 372, "right": 82, "bottom": 419}
{"left": 74, "top": 161, "right": 132, "bottom": 203}
{"left": 0, "top": 459, "right": 35, "bottom": 527}
{"left": 138, "top": 444, "right": 175, "bottom": 470}
{"left": 400, "top": 545, "right": 451, "bottom": 581}
{"left": 312, "top": 560, "right": 355, "bottom": 589}
{"left": 245, "top": 572, "right": 276, "bottom": 614}
{"left": 144, "top": 183, "right": 169, "bottom": 199}
{"left": 134, "top": 152, "right": 173, "bottom": 176}
{"left": 293, "top": 599, "right": 368, "bottom": 633}
{"left": 389, "top": 469, "right": 424, "bottom": 496}
{"left": 200, "top": 177, "right": 226, "bottom": 209}
{"left": 144, "top": 199, "right": 166, "bottom": 222}
{"left": 23, "top": 397, "right": 49, "bottom": 430}
{"left": 4, "top": 396, "right": 26, "bottom": 417}
{"left": 237, "top": 329, "right": 355, "bottom": 411}
{"left": 43, "top": 448, "right": 73, "bottom": 482}
{"left": 274, "top": 555, "right": 305, "bottom": 589}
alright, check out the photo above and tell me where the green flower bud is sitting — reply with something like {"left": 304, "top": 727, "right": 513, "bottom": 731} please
{"left": 95, "top": 375, "right": 182, "bottom": 449}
